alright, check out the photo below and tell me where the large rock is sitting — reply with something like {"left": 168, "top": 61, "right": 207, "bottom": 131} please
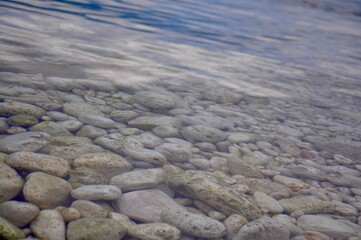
{"left": 30, "top": 210, "right": 65, "bottom": 240}
{"left": 297, "top": 215, "right": 357, "bottom": 239}
{"left": 279, "top": 196, "right": 335, "bottom": 214}
{"left": 114, "top": 189, "right": 186, "bottom": 223}
{"left": 0, "top": 216, "right": 25, "bottom": 240}
{"left": 134, "top": 91, "right": 176, "bottom": 110}
{"left": 6, "top": 152, "right": 70, "bottom": 178}
{"left": 127, "top": 223, "right": 181, "bottom": 240}
{"left": 0, "top": 132, "right": 51, "bottom": 153}
{"left": 234, "top": 216, "right": 290, "bottom": 240}
{"left": 67, "top": 217, "right": 127, "bottom": 240}
{"left": 23, "top": 172, "right": 72, "bottom": 209}
{"left": 0, "top": 101, "right": 46, "bottom": 118}
{"left": 181, "top": 125, "right": 227, "bottom": 143}
{"left": 161, "top": 210, "right": 227, "bottom": 238}
{"left": 0, "top": 201, "right": 39, "bottom": 227}
{"left": 0, "top": 162, "right": 24, "bottom": 203}
{"left": 165, "top": 168, "right": 262, "bottom": 221}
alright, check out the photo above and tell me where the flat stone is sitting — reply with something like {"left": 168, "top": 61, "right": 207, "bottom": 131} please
{"left": 181, "top": 125, "right": 227, "bottom": 143}
{"left": 297, "top": 215, "right": 357, "bottom": 239}
{"left": 134, "top": 91, "right": 176, "bottom": 110}
{"left": 224, "top": 214, "right": 249, "bottom": 240}
{"left": 57, "top": 207, "right": 81, "bottom": 222}
{"left": 155, "top": 143, "right": 192, "bottom": 162}
{"left": 110, "top": 110, "right": 138, "bottom": 123}
{"left": 227, "top": 154, "right": 264, "bottom": 178}
{"left": 315, "top": 139, "right": 361, "bottom": 162}
{"left": 108, "top": 212, "right": 134, "bottom": 229}
{"left": 29, "top": 121, "right": 72, "bottom": 136}
{"left": 72, "top": 152, "right": 132, "bottom": 182}
{"left": 69, "top": 167, "right": 108, "bottom": 185}
{"left": 71, "top": 185, "right": 121, "bottom": 200}
{"left": 63, "top": 102, "right": 104, "bottom": 118}
{"left": 0, "top": 201, "right": 39, "bottom": 227}
{"left": 227, "top": 132, "right": 253, "bottom": 143}
{"left": 49, "top": 144, "right": 105, "bottom": 161}
{"left": 135, "top": 132, "right": 163, "bottom": 149}
{"left": 161, "top": 210, "right": 227, "bottom": 238}
{"left": 254, "top": 191, "right": 284, "bottom": 214}
{"left": 0, "top": 132, "right": 51, "bottom": 153}
{"left": 57, "top": 120, "right": 83, "bottom": 132}
{"left": 70, "top": 200, "right": 107, "bottom": 218}
{"left": 272, "top": 214, "right": 303, "bottom": 236}
{"left": 0, "top": 162, "right": 24, "bottom": 203}
{"left": 290, "top": 164, "right": 328, "bottom": 181}
{"left": 94, "top": 133, "right": 126, "bottom": 155}
{"left": 241, "top": 151, "right": 271, "bottom": 166}
{"left": 237, "top": 178, "right": 292, "bottom": 199}
{"left": 0, "top": 216, "right": 25, "bottom": 240}
{"left": 153, "top": 125, "right": 181, "bottom": 138}
{"left": 179, "top": 115, "right": 234, "bottom": 130}
{"left": 47, "top": 111, "right": 69, "bottom": 121}
{"left": 273, "top": 175, "right": 311, "bottom": 192}
{"left": 23, "top": 172, "right": 72, "bottom": 209}
{"left": 78, "top": 114, "right": 116, "bottom": 128}
{"left": 127, "top": 223, "right": 181, "bottom": 240}
{"left": 128, "top": 116, "right": 182, "bottom": 130}
{"left": 0, "top": 101, "right": 46, "bottom": 119}
{"left": 76, "top": 125, "right": 107, "bottom": 139}
{"left": 30, "top": 210, "right": 65, "bottom": 240}
{"left": 7, "top": 114, "right": 38, "bottom": 127}
{"left": 6, "top": 152, "right": 70, "bottom": 178}
{"left": 235, "top": 216, "right": 290, "bottom": 240}
{"left": 114, "top": 189, "right": 186, "bottom": 223}
{"left": 279, "top": 196, "right": 335, "bottom": 214}
{"left": 110, "top": 168, "right": 165, "bottom": 192}
{"left": 0, "top": 118, "right": 9, "bottom": 133}
{"left": 276, "top": 138, "right": 302, "bottom": 157}
{"left": 67, "top": 217, "right": 127, "bottom": 240}
{"left": 165, "top": 168, "right": 262, "bottom": 221}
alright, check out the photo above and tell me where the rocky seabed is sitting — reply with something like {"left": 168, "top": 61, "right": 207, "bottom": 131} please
{"left": 0, "top": 74, "right": 361, "bottom": 240}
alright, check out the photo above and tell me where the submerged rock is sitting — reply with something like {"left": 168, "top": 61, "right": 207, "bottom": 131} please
{"left": 279, "top": 196, "right": 335, "bottom": 214}
{"left": 127, "top": 223, "right": 181, "bottom": 240}
{"left": 0, "top": 216, "right": 25, "bottom": 240}
{"left": 0, "top": 101, "right": 46, "bottom": 118}
{"left": 0, "top": 132, "right": 51, "bottom": 153}
{"left": 0, "top": 162, "right": 24, "bottom": 203}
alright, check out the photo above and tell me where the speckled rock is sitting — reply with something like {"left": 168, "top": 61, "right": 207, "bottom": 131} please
{"left": 273, "top": 175, "right": 311, "bottom": 191}
{"left": 289, "top": 164, "right": 328, "bottom": 181}
{"left": 315, "top": 139, "right": 361, "bottom": 162}
{"left": 78, "top": 114, "right": 116, "bottom": 128}
{"left": 49, "top": 144, "right": 105, "bottom": 161}
{"left": 30, "top": 210, "right": 65, "bottom": 240}
{"left": 127, "top": 223, "right": 181, "bottom": 240}
{"left": 128, "top": 116, "right": 182, "bottom": 130}
{"left": 279, "top": 196, "right": 335, "bottom": 214}
{"left": 71, "top": 185, "right": 121, "bottom": 200}
{"left": 108, "top": 212, "right": 134, "bottom": 229}
{"left": 181, "top": 125, "right": 227, "bottom": 143}
{"left": 161, "top": 210, "right": 227, "bottom": 238}
{"left": 179, "top": 115, "right": 234, "bottom": 130}
{"left": 234, "top": 216, "right": 290, "bottom": 240}
{"left": 94, "top": 133, "right": 126, "bottom": 155}
{"left": 227, "top": 154, "right": 264, "bottom": 178}
{"left": 165, "top": 168, "right": 262, "bottom": 221}
{"left": 155, "top": 143, "right": 192, "bottom": 162}
{"left": 110, "top": 110, "right": 138, "bottom": 123}
{"left": 67, "top": 218, "right": 127, "bottom": 240}
{"left": 153, "top": 125, "right": 181, "bottom": 138}
{"left": 7, "top": 114, "right": 38, "bottom": 127}
{"left": 0, "top": 162, "right": 24, "bottom": 203}
{"left": 23, "top": 172, "right": 72, "bottom": 209}
{"left": 134, "top": 91, "right": 176, "bottom": 110}
{"left": 110, "top": 168, "right": 165, "bottom": 192}
{"left": 272, "top": 214, "right": 303, "bottom": 236}
{"left": 70, "top": 200, "right": 107, "bottom": 218}
{"left": 0, "top": 216, "right": 25, "bottom": 240}
{"left": 224, "top": 214, "right": 248, "bottom": 240}
{"left": 76, "top": 125, "right": 107, "bottom": 139}
{"left": 0, "top": 101, "right": 46, "bottom": 118}
{"left": 115, "top": 189, "right": 186, "bottom": 223}
{"left": 56, "top": 207, "right": 81, "bottom": 222}
{"left": 72, "top": 152, "right": 132, "bottom": 182}
{"left": 276, "top": 138, "right": 301, "bottom": 157}
{"left": 0, "top": 132, "right": 51, "bottom": 153}
{"left": 0, "top": 201, "right": 39, "bottom": 227}
{"left": 227, "top": 132, "right": 253, "bottom": 143}
{"left": 135, "top": 132, "right": 163, "bottom": 149}
{"left": 253, "top": 191, "right": 284, "bottom": 214}
{"left": 29, "top": 121, "right": 72, "bottom": 136}
{"left": 63, "top": 102, "right": 104, "bottom": 118}
{"left": 297, "top": 215, "right": 357, "bottom": 239}
{"left": 6, "top": 152, "right": 70, "bottom": 178}
{"left": 56, "top": 120, "right": 83, "bottom": 132}
{"left": 237, "top": 178, "right": 292, "bottom": 199}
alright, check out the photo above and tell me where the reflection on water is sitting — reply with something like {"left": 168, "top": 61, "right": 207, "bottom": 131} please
{"left": 0, "top": 0, "right": 361, "bottom": 239}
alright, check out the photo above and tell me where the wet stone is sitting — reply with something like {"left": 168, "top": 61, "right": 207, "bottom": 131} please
{"left": 57, "top": 207, "right": 81, "bottom": 222}
{"left": 49, "top": 144, "right": 105, "bottom": 161}
{"left": 76, "top": 125, "right": 107, "bottom": 139}
{"left": 71, "top": 200, "right": 107, "bottom": 218}
{"left": 153, "top": 125, "right": 181, "bottom": 138}
{"left": 7, "top": 114, "right": 38, "bottom": 127}
{"left": 71, "top": 185, "right": 121, "bottom": 201}
{"left": 135, "top": 132, "right": 163, "bottom": 149}
{"left": 127, "top": 223, "right": 181, "bottom": 240}
{"left": 181, "top": 125, "right": 227, "bottom": 143}
{"left": 279, "top": 196, "right": 335, "bottom": 214}
{"left": 179, "top": 115, "right": 234, "bottom": 130}
{"left": 253, "top": 191, "right": 284, "bottom": 214}
{"left": 110, "top": 110, "right": 138, "bottom": 123}
{"left": 94, "top": 133, "right": 126, "bottom": 155}
{"left": 0, "top": 101, "right": 46, "bottom": 119}
{"left": 0, "top": 131, "right": 51, "bottom": 153}
{"left": 134, "top": 91, "right": 176, "bottom": 110}
{"left": 57, "top": 120, "right": 84, "bottom": 132}
{"left": 0, "top": 216, "right": 25, "bottom": 240}
{"left": 30, "top": 209, "right": 65, "bottom": 240}
{"left": 0, "top": 201, "right": 39, "bottom": 227}
{"left": 0, "top": 162, "right": 24, "bottom": 203}
{"left": 78, "top": 114, "right": 116, "bottom": 128}
{"left": 29, "top": 121, "right": 72, "bottom": 136}
{"left": 63, "top": 102, "right": 104, "bottom": 118}
{"left": 315, "top": 139, "right": 361, "bottom": 162}
{"left": 128, "top": 115, "right": 182, "bottom": 130}
{"left": 161, "top": 210, "right": 227, "bottom": 238}
{"left": 0, "top": 118, "right": 9, "bottom": 133}
{"left": 289, "top": 164, "right": 328, "bottom": 181}
{"left": 224, "top": 214, "right": 249, "bottom": 240}
{"left": 155, "top": 143, "right": 192, "bottom": 162}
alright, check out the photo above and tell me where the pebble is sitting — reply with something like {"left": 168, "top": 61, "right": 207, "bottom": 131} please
{"left": 297, "top": 215, "right": 357, "bottom": 239}
{"left": 181, "top": 125, "right": 227, "bottom": 143}
{"left": 161, "top": 210, "right": 227, "bottom": 238}
{"left": 155, "top": 143, "right": 192, "bottom": 162}
{"left": 78, "top": 114, "right": 116, "bottom": 128}
{"left": 134, "top": 91, "right": 176, "bottom": 110}
{"left": 30, "top": 210, "right": 65, "bottom": 240}
{"left": 71, "top": 185, "right": 121, "bottom": 201}
{"left": 7, "top": 114, "right": 38, "bottom": 127}
{"left": 110, "top": 168, "right": 165, "bottom": 192}
{"left": 63, "top": 102, "right": 104, "bottom": 118}
{"left": 289, "top": 164, "right": 328, "bottom": 180}
{"left": 0, "top": 131, "right": 51, "bottom": 153}
{"left": 6, "top": 152, "right": 70, "bottom": 178}
{"left": 0, "top": 216, "right": 25, "bottom": 240}
{"left": 153, "top": 125, "right": 181, "bottom": 138}
{"left": 94, "top": 133, "right": 126, "bottom": 155}
{"left": 57, "top": 120, "right": 84, "bottom": 132}
{"left": 47, "top": 111, "right": 69, "bottom": 121}
{"left": 108, "top": 212, "right": 134, "bottom": 229}
{"left": 66, "top": 217, "right": 127, "bottom": 240}
{"left": 129, "top": 115, "right": 182, "bottom": 130}
{"left": 253, "top": 191, "right": 284, "bottom": 214}
{"left": 70, "top": 200, "right": 107, "bottom": 218}
{"left": 110, "top": 110, "right": 138, "bottom": 123}
{"left": 29, "top": 121, "right": 72, "bottom": 136}
{"left": 127, "top": 223, "right": 181, "bottom": 240}
{"left": 76, "top": 125, "right": 107, "bottom": 139}
{"left": 224, "top": 214, "right": 248, "bottom": 240}
{"left": 279, "top": 196, "right": 335, "bottom": 214}
{"left": 0, "top": 101, "right": 46, "bottom": 118}
{"left": 56, "top": 207, "right": 81, "bottom": 222}
{"left": 237, "top": 178, "right": 291, "bottom": 199}
{"left": 273, "top": 175, "right": 311, "bottom": 191}
{"left": 179, "top": 115, "right": 234, "bottom": 130}
{"left": 114, "top": 189, "right": 186, "bottom": 222}
{"left": 49, "top": 144, "right": 104, "bottom": 161}
{"left": 227, "top": 132, "right": 252, "bottom": 143}
{"left": 0, "top": 117, "right": 9, "bottom": 133}
{"left": 235, "top": 216, "right": 290, "bottom": 240}
{"left": 0, "top": 201, "right": 39, "bottom": 227}
{"left": 135, "top": 132, "right": 163, "bottom": 149}
{"left": 272, "top": 214, "right": 303, "bottom": 236}
{"left": 23, "top": 172, "right": 72, "bottom": 209}
{"left": 0, "top": 162, "right": 24, "bottom": 203}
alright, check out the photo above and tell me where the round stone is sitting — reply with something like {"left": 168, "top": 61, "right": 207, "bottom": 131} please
{"left": 30, "top": 210, "right": 65, "bottom": 240}
{"left": 127, "top": 223, "right": 181, "bottom": 240}
{"left": 76, "top": 125, "right": 107, "bottom": 139}
{"left": 155, "top": 143, "right": 192, "bottom": 162}
{"left": 57, "top": 207, "right": 81, "bottom": 222}
{"left": 71, "top": 185, "right": 122, "bottom": 201}
{"left": 0, "top": 201, "right": 39, "bottom": 227}
{"left": 0, "top": 216, "right": 25, "bottom": 240}
{"left": 70, "top": 200, "right": 107, "bottom": 218}
{"left": 0, "top": 132, "right": 51, "bottom": 153}
{"left": 181, "top": 125, "right": 227, "bottom": 143}
{"left": 78, "top": 114, "right": 116, "bottom": 128}
{"left": 134, "top": 91, "right": 176, "bottom": 109}
{"left": 7, "top": 114, "right": 38, "bottom": 127}
{"left": 0, "top": 101, "right": 46, "bottom": 119}
{"left": 0, "top": 162, "right": 24, "bottom": 203}
{"left": 63, "top": 102, "right": 104, "bottom": 118}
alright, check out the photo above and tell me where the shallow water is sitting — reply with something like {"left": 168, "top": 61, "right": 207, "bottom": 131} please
{"left": 0, "top": 0, "right": 361, "bottom": 239}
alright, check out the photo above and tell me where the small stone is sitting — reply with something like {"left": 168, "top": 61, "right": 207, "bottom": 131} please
{"left": 30, "top": 210, "right": 65, "bottom": 240}
{"left": 57, "top": 120, "right": 84, "bottom": 132}
{"left": 134, "top": 91, "right": 176, "bottom": 110}
{"left": 0, "top": 101, "right": 46, "bottom": 119}
{"left": 181, "top": 125, "right": 227, "bottom": 143}
{"left": 63, "top": 102, "right": 104, "bottom": 118}
{"left": 155, "top": 143, "right": 192, "bottom": 162}
{"left": 47, "top": 111, "right": 69, "bottom": 121}
{"left": 7, "top": 114, "right": 38, "bottom": 127}
{"left": 135, "top": 132, "right": 163, "bottom": 149}
{"left": 289, "top": 164, "right": 328, "bottom": 181}
{"left": 129, "top": 116, "right": 182, "bottom": 130}
{"left": 6, "top": 152, "right": 70, "bottom": 178}
{"left": 279, "top": 196, "right": 335, "bottom": 214}
{"left": 0, "top": 201, "right": 39, "bottom": 227}
{"left": 0, "top": 216, "right": 25, "bottom": 240}
{"left": 153, "top": 125, "right": 180, "bottom": 138}
{"left": 71, "top": 185, "right": 121, "bottom": 201}
{"left": 110, "top": 110, "right": 138, "bottom": 123}
{"left": 0, "top": 162, "right": 24, "bottom": 203}
{"left": 78, "top": 114, "right": 116, "bottom": 128}
{"left": 253, "top": 191, "right": 284, "bottom": 214}
{"left": 0, "top": 132, "right": 50, "bottom": 153}
{"left": 29, "top": 121, "right": 72, "bottom": 136}
{"left": 49, "top": 144, "right": 104, "bottom": 161}
{"left": 237, "top": 178, "right": 291, "bottom": 199}
{"left": 161, "top": 210, "right": 227, "bottom": 238}
{"left": 235, "top": 216, "right": 290, "bottom": 240}
{"left": 272, "top": 214, "right": 303, "bottom": 236}
{"left": 57, "top": 207, "right": 81, "bottom": 222}
{"left": 315, "top": 139, "right": 361, "bottom": 162}
{"left": 94, "top": 133, "right": 126, "bottom": 155}
{"left": 71, "top": 200, "right": 107, "bottom": 218}
{"left": 273, "top": 175, "right": 311, "bottom": 191}
{"left": 114, "top": 189, "right": 185, "bottom": 223}
{"left": 67, "top": 217, "right": 127, "bottom": 240}
{"left": 108, "top": 212, "right": 134, "bottom": 229}
{"left": 23, "top": 172, "right": 72, "bottom": 209}
{"left": 224, "top": 214, "right": 248, "bottom": 240}
{"left": 227, "top": 132, "right": 252, "bottom": 143}
{"left": 208, "top": 211, "right": 227, "bottom": 221}
{"left": 127, "top": 223, "right": 181, "bottom": 240}
{"left": 76, "top": 125, "right": 107, "bottom": 139}
{"left": 179, "top": 115, "right": 234, "bottom": 130}
{"left": 0, "top": 118, "right": 9, "bottom": 133}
